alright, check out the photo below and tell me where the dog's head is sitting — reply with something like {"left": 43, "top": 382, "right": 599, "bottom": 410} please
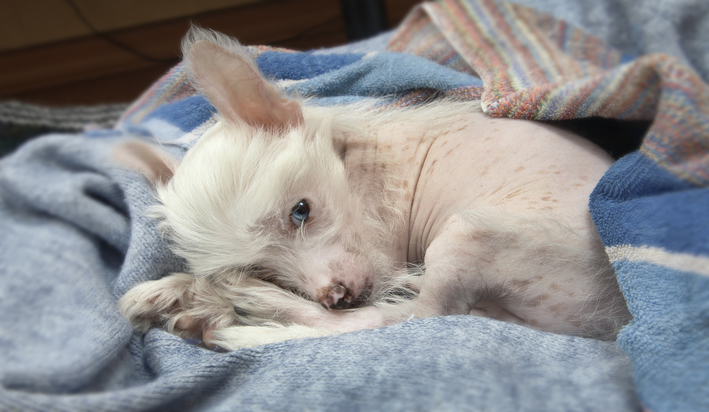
{"left": 116, "top": 28, "right": 404, "bottom": 310}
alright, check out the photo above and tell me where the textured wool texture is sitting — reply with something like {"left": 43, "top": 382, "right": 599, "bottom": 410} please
{"left": 1, "top": 0, "right": 708, "bottom": 411}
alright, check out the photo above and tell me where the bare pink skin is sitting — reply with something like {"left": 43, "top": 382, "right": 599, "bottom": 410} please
{"left": 336, "top": 110, "right": 627, "bottom": 337}
{"left": 353, "top": 112, "right": 612, "bottom": 268}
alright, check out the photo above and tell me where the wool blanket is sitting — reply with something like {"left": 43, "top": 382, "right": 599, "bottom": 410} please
{"left": 2, "top": 0, "right": 707, "bottom": 411}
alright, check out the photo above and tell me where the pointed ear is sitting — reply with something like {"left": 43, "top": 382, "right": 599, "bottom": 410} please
{"left": 186, "top": 39, "right": 303, "bottom": 129}
{"left": 113, "top": 141, "right": 180, "bottom": 187}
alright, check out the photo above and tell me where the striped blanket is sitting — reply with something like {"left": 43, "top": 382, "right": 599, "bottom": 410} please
{"left": 1, "top": 1, "right": 706, "bottom": 411}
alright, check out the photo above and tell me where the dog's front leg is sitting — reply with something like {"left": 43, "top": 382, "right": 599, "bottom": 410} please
{"left": 409, "top": 216, "right": 493, "bottom": 319}
{"left": 204, "top": 279, "right": 391, "bottom": 349}
{"left": 205, "top": 304, "right": 388, "bottom": 350}
{"left": 223, "top": 278, "right": 388, "bottom": 332}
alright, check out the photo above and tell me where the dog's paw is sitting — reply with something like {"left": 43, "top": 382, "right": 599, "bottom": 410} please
{"left": 118, "top": 273, "right": 197, "bottom": 332}
{"left": 119, "top": 273, "right": 240, "bottom": 347}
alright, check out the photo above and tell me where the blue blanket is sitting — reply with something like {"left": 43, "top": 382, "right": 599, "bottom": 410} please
{"left": 1, "top": 1, "right": 707, "bottom": 411}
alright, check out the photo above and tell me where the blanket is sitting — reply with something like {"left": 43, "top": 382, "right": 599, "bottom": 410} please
{"left": 1, "top": 0, "right": 707, "bottom": 411}
{"left": 388, "top": 1, "right": 709, "bottom": 411}
{"left": 0, "top": 101, "right": 128, "bottom": 157}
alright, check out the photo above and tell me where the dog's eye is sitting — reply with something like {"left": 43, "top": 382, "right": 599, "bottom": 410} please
{"left": 290, "top": 199, "right": 310, "bottom": 228}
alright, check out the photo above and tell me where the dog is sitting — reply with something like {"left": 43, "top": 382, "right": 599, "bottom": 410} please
{"left": 116, "top": 28, "right": 631, "bottom": 350}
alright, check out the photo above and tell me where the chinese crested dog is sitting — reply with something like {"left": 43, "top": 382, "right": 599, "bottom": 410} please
{"left": 117, "top": 28, "right": 630, "bottom": 350}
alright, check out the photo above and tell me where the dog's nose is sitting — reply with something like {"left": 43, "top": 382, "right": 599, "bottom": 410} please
{"left": 322, "top": 283, "right": 352, "bottom": 309}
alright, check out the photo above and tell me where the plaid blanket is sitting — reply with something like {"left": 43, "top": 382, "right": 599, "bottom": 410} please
{"left": 1, "top": 1, "right": 707, "bottom": 411}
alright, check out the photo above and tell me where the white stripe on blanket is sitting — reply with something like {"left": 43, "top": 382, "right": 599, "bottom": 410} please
{"left": 606, "top": 245, "right": 709, "bottom": 277}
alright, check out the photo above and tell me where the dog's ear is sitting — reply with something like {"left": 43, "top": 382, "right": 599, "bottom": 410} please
{"left": 113, "top": 141, "right": 180, "bottom": 187}
{"left": 185, "top": 36, "right": 303, "bottom": 130}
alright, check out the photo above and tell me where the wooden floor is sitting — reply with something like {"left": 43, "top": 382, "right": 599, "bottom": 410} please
{"left": 0, "top": 0, "right": 420, "bottom": 106}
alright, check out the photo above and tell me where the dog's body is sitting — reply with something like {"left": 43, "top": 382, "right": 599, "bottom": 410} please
{"left": 117, "top": 28, "right": 630, "bottom": 350}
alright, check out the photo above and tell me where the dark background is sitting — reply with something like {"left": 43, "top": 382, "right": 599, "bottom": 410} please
{"left": 0, "top": 0, "right": 421, "bottom": 106}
